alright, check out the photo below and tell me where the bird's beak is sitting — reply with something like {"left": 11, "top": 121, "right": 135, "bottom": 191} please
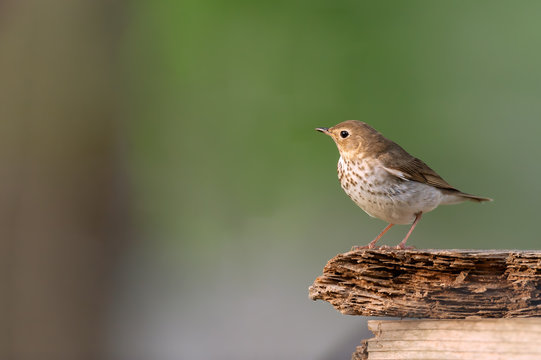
{"left": 316, "top": 127, "right": 330, "bottom": 135}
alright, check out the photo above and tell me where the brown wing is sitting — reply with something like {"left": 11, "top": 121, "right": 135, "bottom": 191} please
{"left": 377, "top": 144, "right": 457, "bottom": 191}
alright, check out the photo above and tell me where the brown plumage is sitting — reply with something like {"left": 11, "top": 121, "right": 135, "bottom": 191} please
{"left": 316, "top": 120, "right": 492, "bottom": 249}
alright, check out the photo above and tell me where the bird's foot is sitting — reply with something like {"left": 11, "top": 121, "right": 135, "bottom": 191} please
{"left": 352, "top": 244, "right": 397, "bottom": 251}
{"left": 395, "top": 244, "right": 416, "bottom": 250}
{"left": 351, "top": 243, "right": 378, "bottom": 251}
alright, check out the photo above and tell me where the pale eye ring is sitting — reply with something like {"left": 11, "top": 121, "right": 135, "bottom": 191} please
{"left": 340, "top": 130, "right": 349, "bottom": 139}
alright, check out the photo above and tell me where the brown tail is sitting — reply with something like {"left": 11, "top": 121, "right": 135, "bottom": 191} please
{"left": 458, "top": 192, "right": 493, "bottom": 202}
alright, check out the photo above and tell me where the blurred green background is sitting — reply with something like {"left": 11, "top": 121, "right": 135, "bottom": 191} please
{"left": 3, "top": 0, "right": 541, "bottom": 359}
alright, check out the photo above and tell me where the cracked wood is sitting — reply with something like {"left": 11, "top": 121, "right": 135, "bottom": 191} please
{"left": 309, "top": 249, "right": 541, "bottom": 319}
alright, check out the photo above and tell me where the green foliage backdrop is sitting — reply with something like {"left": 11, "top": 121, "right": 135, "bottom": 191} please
{"left": 115, "top": 1, "right": 541, "bottom": 358}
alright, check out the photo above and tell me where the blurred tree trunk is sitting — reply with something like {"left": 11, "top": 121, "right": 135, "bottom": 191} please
{"left": 0, "top": 1, "right": 128, "bottom": 359}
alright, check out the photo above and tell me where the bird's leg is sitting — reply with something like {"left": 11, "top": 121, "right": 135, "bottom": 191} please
{"left": 352, "top": 223, "right": 394, "bottom": 250}
{"left": 368, "top": 223, "right": 394, "bottom": 248}
{"left": 396, "top": 212, "right": 422, "bottom": 250}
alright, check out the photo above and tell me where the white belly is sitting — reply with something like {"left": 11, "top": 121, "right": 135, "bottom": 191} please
{"left": 338, "top": 157, "right": 443, "bottom": 225}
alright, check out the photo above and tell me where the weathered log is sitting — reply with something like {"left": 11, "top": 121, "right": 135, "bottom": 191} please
{"left": 352, "top": 318, "right": 541, "bottom": 360}
{"left": 309, "top": 249, "right": 541, "bottom": 319}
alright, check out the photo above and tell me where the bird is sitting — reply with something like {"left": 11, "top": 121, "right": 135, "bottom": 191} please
{"left": 316, "top": 120, "right": 492, "bottom": 249}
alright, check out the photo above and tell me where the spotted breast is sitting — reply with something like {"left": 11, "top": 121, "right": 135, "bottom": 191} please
{"left": 337, "top": 156, "right": 444, "bottom": 225}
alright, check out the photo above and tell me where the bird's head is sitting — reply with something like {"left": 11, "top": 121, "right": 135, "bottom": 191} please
{"left": 316, "top": 120, "right": 382, "bottom": 157}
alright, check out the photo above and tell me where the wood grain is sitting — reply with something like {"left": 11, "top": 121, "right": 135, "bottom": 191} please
{"left": 309, "top": 249, "right": 541, "bottom": 318}
{"left": 352, "top": 319, "right": 541, "bottom": 360}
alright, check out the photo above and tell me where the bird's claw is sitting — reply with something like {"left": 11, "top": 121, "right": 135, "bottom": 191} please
{"left": 351, "top": 244, "right": 416, "bottom": 251}
{"left": 351, "top": 245, "right": 370, "bottom": 251}
{"left": 351, "top": 244, "right": 390, "bottom": 251}
{"left": 395, "top": 244, "right": 416, "bottom": 250}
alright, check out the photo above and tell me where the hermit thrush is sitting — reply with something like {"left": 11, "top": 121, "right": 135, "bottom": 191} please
{"left": 316, "top": 120, "right": 491, "bottom": 249}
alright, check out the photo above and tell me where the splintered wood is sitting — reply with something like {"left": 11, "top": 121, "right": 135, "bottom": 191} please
{"left": 352, "top": 319, "right": 541, "bottom": 360}
{"left": 309, "top": 249, "right": 541, "bottom": 318}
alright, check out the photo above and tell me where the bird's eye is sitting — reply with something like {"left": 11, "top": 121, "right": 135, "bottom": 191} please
{"left": 340, "top": 130, "right": 349, "bottom": 139}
